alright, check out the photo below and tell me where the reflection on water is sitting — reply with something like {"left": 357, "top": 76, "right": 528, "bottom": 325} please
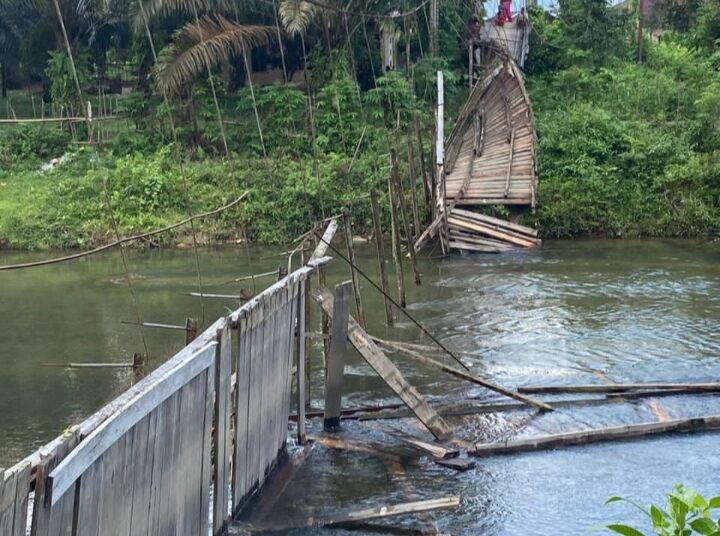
{"left": 2, "top": 239, "right": 719, "bottom": 534}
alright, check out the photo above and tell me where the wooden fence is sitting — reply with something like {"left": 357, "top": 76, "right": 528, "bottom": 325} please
{"left": 0, "top": 254, "right": 329, "bottom": 536}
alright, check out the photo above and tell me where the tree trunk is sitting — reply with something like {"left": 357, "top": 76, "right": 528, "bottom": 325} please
{"left": 1, "top": 62, "right": 7, "bottom": 99}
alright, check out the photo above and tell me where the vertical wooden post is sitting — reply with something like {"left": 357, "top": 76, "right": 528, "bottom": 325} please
{"left": 296, "top": 279, "right": 307, "bottom": 445}
{"left": 131, "top": 353, "right": 145, "bottom": 386}
{"left": 414, "top": 115, "right": 431, "bottom": 208}
{"left": 342, "top": 209, "right": 367, "bottom": 329}
{"left": 317, "top": 236, "right": 330, "bottom": 375}
{"left": 185, "top": 317, "right": 198, "bottom": 345}
{"left": 430, "top": 0, "right": 438, "bottom": 57}
{"left": 406, "top": 134, "right": 421, "bottom": 237}
{"left": 323, "top": 281, "right": 351, "bottom": 432}
{"left": 370, "top": 190, "right": 394, "bottom": 325}
{"left": 391, "top": 150, "right": 421, "bottom": 286}
{"left": 300, "top": 241, "right": 311, "bottom": 406}
{"left": 388, "top": 157, "right": 407, "bottom": 308}
{"left": 436, "top": 71, "right": 448, "bottom": 255}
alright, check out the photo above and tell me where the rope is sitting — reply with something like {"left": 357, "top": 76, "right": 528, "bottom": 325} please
{"left": 311, "top": 230, "right": 470, "bottom": 372}
{"left": 0, "top": 193, "right": 249, "bottom": 271}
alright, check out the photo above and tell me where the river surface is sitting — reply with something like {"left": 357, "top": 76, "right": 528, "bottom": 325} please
{"left": 1, "top": 239, "right": 719, "bottom": 535}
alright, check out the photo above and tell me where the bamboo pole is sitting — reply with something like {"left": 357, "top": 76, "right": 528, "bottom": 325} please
{"left": 388, "top": 157, "right": 407, "bottom": 308}
{"left": 414, "top": 115, "right": 431, "bottom": 206}
{"left": 406, "top": 133, "right": 421, "bottom": 237}
{"left": 342, "top": 209, "right": 367, "bottom": 329}
{"left": 370, "top": 190, "right": 394, "bottom": 325}
{"left": 391, "top": 150, "right": 421, "bottom": 286}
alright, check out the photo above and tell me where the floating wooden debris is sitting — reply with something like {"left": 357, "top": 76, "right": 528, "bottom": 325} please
{"left": 432, "top": 457, "right": 476, "bottom": 472}
{"left": 517, "top": 382, "right": 720, "bottom": 394}
{"left": 230, "top": 497, "right": 460, "bottom": 533}
{"left": 468, "top": 414, "right": 720, "bottom": 457}
{"left": 386, "top": 429, "right": 459, "bottom": 460}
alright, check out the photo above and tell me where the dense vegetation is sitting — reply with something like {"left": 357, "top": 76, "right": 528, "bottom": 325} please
{"left": 0, "top": 0, "right": 718, "bottom": 249}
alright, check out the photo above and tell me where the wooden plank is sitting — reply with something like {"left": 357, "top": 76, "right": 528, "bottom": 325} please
{"left": 200, "top": 366, "right": 216, "bottom": 536}
{"left": 247, "top": 303, "right": 264, "bottom": 490}
{"left": 213, "top": 320, "right": 232, "bottom": 534}
{"left": 127, "top": 412, "right": 155, "bottom": 536}
{"left": 308, "top": 220, "right": 338, "bottom": 263}
{"left": 47, "top": 343, "right": 217, "bottom": 505}
{"left": 296, "top": 280, "right": 308, "bottom": 445}
{"left": 518, "top": 383, "right": 720, "bottom": 394}
{"left": 324, "top": 282, "right": 352, "bottom": 431}
{"left": 370, "top": 190, "right": 394, "bottom": 325}
{"left": 469, "top": 414, "right": 720, "bottom": 457}
{"left": 448, "top": 216, "right": 538, "bottom": 248}
{"left": 342, "top": 210, "right": 367, "bottom": 328}
{"left": 30, "top": 429, "right": 80, "bottom": 536}
{"left": 233, "top": 311, "right": 251, "bottom": 510}
{"left": 504, "top": 129, "right": 515, "bottom": 198}
{"left": 1, "top": 462, "right": 31, "bottom": 536}
{"left": 386, "top": 430, "right": 459, "bottom": 459}
{"left": 312, "top": 287, "right": 452, "bottom": 440}
{"left": 451, "top": 208, "right": 538, "bottom": 237}
{"left": 229, "top": 497, "right": 460, "bottom": 532}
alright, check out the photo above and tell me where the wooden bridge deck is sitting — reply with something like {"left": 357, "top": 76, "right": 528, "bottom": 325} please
{"left": 445, "top": 59, "right": 537, "bottom": 208}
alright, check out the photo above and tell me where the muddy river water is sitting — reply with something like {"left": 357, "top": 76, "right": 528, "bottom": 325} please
{"left": 1, "top": 239, "right": 719, "bottom": 535}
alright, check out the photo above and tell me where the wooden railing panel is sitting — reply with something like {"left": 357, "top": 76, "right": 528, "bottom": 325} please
{"left": 213, "top": 322, "right": 232, "bottom": 534}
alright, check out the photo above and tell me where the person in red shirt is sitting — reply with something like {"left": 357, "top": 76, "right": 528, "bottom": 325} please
{"left": 501, "top": 0, "right": 513, "bottom": 23}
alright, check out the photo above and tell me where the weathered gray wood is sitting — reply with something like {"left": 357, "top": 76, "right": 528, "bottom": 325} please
{"left": 246, "top": 304, "right": 263, "bottom": 490}
{"left": 213, "top": 321, "right": 232, "bottom": 534}
{"left": 308, "top": 220, "right": 338, "bottom": 263}
{"left": 387, "top": 162, "right": 407, "bottom": 308}
{"left": 229, "top": 496, "right": 460, "bottom": 533}
{"left": 47, "top": 343, "right": 218, "bottom": 505}
{"left": 30, "top": 429, "right": 80, "bottom": 536}
{"left": 518, "top": 383, "right": 720, "bottom": 394}
{"left": 324, "top": 282, "right": 352, "bottom": 431}
{"left": 1, "top": 462, "right": 31, "bottom": 536}
{"left": 233, "top": 311, "right": 251, "bottom": 510}
{"left": 200, "top": 366, "right": 216, "bottom": 536}
{"left": 297, "top": 280, "right": 308, "bottom": 445}
{"left": 127, "top": 412, "right": 155, "bottom": 536}
{"left": 313, "top": 287, "right": 452, "bottom": 441}
{"left": 386, "top": 430, "right": 459, "bottom": 459}
{"left": 469, "top": 414, "right": 720, "bottom": 457}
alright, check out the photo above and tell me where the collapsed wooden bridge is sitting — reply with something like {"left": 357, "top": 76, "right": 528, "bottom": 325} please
{"left": 416, "top": 12, "right": 540, "bottom": 255}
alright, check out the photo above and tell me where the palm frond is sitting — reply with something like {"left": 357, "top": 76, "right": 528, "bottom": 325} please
{"left": 279, "top": 0, "right": 315, "bottom": 36}
{"left": 155, "top": 15, "right": 273, "bottom": 94}
{"left": 133, "top": 0, "right": 210, "bottom": 29}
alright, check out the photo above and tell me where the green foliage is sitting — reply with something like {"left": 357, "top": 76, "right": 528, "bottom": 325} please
{"left": 45, "top": 49, "right": 91, "bottom": 114}
{"left": 527, "top": 39, "right": 720, "bottom": 238}
{"left": 603, "top": 486, "right": 720, "bottom": 536}
{"left": 0, "top": 126, "right": 70, "bottom": 166}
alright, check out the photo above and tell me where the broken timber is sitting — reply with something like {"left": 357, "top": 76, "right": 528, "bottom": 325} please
{"left": 312, "top": 286, "right": 452, "bottom": 441}
{"left": 518, "top": 382, "right": 720, "bottom": 394}
{"left": 416, "top": 58, "right": 540, "bottom": 255}
{"left": 469, "top": 414, "right": 720, "bottom": 457}
{"left": 376, "top": 337, "right": 552, "bottom": 412}
{"left": 229, "top": 497, "right": 460, "bottom": 533}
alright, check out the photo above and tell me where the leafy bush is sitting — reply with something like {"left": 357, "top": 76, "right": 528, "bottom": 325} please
{"left": 603, "top": 485, "right": 720, "bottom": 536}
{"left": 0, "top": 126, "right": 70, "bottom": 165}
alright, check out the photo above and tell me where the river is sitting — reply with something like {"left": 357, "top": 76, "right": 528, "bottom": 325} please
{"left": 1, "top": 239, "right": 719, "bottom": 535}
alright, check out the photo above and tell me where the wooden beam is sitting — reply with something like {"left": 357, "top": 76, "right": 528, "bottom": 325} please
{"left": 469, "top": 414, "right": 720, "bottom": 457}
{"left": 229, "top": 497, "right": 460, "bottom": 533}
{"left": 312, "top": 287, "right": 453, "bottom": 440}
{"left": 296, "top": 280, "right": 308, "bottom": 445}
{"left": 377, "top": 338, "right": 552, "bottom": 412}
{"left": 370, "top": 190, "right": 394, "bottom": 325}
{"left": 324, "top": 282, "right": 351, "bottom": 431}
{"left": 518, "top": 383, "right": 720, "bottom": 395}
